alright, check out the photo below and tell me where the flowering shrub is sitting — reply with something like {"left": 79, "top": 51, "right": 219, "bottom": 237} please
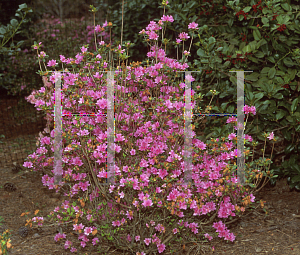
{"left": 22, "top": 3, "right": 279, "bottom": 254}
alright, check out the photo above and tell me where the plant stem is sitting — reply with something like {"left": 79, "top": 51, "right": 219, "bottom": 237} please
{"left": 93, "top": 12, "right": 97, "bottom": 52}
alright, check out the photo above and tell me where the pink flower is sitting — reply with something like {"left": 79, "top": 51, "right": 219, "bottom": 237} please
{"left": 267, "top": 132, "right": 274, "bottom": 140}
{"left": 135, "top": 235, "right": 140, "bottom": 242}
{"left": 228, "top": 133, "right": 236, "bottom": 140}
{"left": 148, "top": 31, "right": 159, "bottom": 40}
{"left": 204, "top": 233, "right": 213, "bottom": 241}
{"left": 142, "top": 199, "right": 153, "bottom": 207}
{"left": 81, "top": 46, "right": 88, "bottom": 53}
{"left": 92, "top": 237, "right": 99, "bottom": 245}
{"left": 173, "top": 228, "right": 179, "bottom": 234}
{"left": 242, "top": 105, "right": 256, "bottom": 115}
{"left": 54, "top": 232, "right": 66, "bottom": 242}
{"left": 84, "top": 227, "right": 92, "bottom": 236}
{"left": 70, "top": 247, "right": 77, "bottom": 252}
{"left": 157, "top": 243, "right": 166, "bottom": 253}
{"left": 144, "top": 238, "right": 151, "bottom": 246}
{"left": 188, "top": 22, "right": 199, "bottom": 30}
{"left": 95, "top": 25, "right": 102, "bottom": 33}
{"left": 130, "top": 149, "right": 136, "bottom": 155}
{"left": 64, "top": 240, "right": 72, "bottom": 249}
{"left": 178, "top": 32, "right": 190, "bottom": 40}
{"left": 23, "top": 162, "right": 33, "bottom": 168}
{"left": 47, "top": 59, "right": 57, "bottom": 67}
{"left": 161, "top": 15, "right": 174, "bottom": 23}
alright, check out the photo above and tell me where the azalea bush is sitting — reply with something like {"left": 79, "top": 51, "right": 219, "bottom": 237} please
{"left": 21, "top": 2, "right": 278, "bottom": 254}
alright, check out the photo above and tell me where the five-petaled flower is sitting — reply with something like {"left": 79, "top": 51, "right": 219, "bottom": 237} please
{"left": 188, "top": 22, "right": 198, "bottom": 30}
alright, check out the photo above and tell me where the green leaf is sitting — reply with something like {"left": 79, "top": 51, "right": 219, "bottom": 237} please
{"left": 242, "top": 45, "right": 252, "bottom": 54}
{"left": 282, "top": 15, "right": 290, "bottom": 24}
{"left": 261, "top": 17, "right": 269, "bottom": 25}
{"left": 254, "top": 92, "right": 264, "bottom": 100}
{"left": 18, "top": 3, "right": 28, "bottom": 9}
{"left": 261, "top": 67, "right": 270, "bottom": 74}
{"left": 291, "top": 98, "right": 299, "bottom": 113}
{"left": 268, "top": 67, "right": 276, "bottom": 79}
{"left": 266, "top": 56, "right": 275, "bottom": 63}
{"left": 253, "top": 29, "right": 261, "bottom": 40}
{"left": 273, "top": 93, "right": 283, "bottom": 99}
{"left": 283, "top": 57, "right": 296, "bottom": 67}
{"left": 246, "top": 72, "right": 259, "bottom": 81}
{"left": 281, "top": 3, "right": 291, "bottom": 12}
{"left": 0, "top": 27, "right": 6, "bottom": 34}
{"left": 288, "top": 69, "right": 297, "bottom": 80}
{"left": 10, "top": 19, "right": 18, "bottom": 27}
{"left": 254, "top": 51, "right": 264, "bottom": 58}
{"left": 243, "top": 6, "right": 252, "bottom": 13}
{"left": 197, "top": 48, "right": 206, "bottom": 57}
{"left": 276, "top": 109, "right": 286, "bottom": 120}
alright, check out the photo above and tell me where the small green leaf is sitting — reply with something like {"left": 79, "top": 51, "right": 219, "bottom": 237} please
{"left": 254, "top": 51, "right": 264, "bottom": 58}
{"left": 243, "top": 6, "right": 252, "bottom": 13}
{"left": 261, "top": 17, "right": 269, "bottom": 25}
{"left": 197, "top": 48, "right": 206, "bottom": 57}
{"left": 253, "top": 29, "right": 261, "bottom": 40}
{"left": 268, "top": 67, "right": 276, "bottom": 79}
{"left": 208, "top": 37, "right": 216, "bottom": 44}
{"left": 242, "top": 45, "right": 252, "bottom": 54}
{"left": 281, "top": 3, "right": 291, "bottom": 12}
{"left": 10, "top": 19, "right": 18, "bottom": 27}
{"left": 291, "top": 98, "right": 299, "bottom": 112}
{"left": 18, "top": 3, "right": 28, "bottom": 9}
{"left": 0, "top": 27, "right": 6, "bottom": 34}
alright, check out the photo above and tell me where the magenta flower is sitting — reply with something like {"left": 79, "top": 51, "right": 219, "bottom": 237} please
{"left": 92, "top": 237, "right": 99, "bottom": 246}
{"left": 23, "top": 162, "right": 33, "bottom": 168}
{"left": 178, "top": 32, "right": 190, "bottom": 40}
{"left": 267, "top": 132, "right": 274, "bottom": 140}
{"left": 161, "top": 15, "right": 174, "bottom": 23}
{"left": 175, "top": 38, "right": 182, "bottom": 44}
{"left": 64, "top": 240, "right": 72, "bottom": 249}
{"left": 84, "top": 227, "right": 92, "bottom": 236}
{"left": 47, "top": 59, "right": 57, "bottom": 67}
{"left": 144, "top": 238, "right": 151, "bottom": 246}
{"left": 81, "top": 46, "right": 88, "bottom": 53}
{"left": 148, "top": 31, "right": 159, "bottom": 40}
{"left": 188, "top": 22, "right": 199, "bottom": 30}
{"left": 242, "top": 105, "right": 256, "bottom": 115}
{"left": 157, "top": 243, "right": 166, "bottom": 253}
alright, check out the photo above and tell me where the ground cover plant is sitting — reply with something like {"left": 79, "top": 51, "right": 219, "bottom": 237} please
{"left": 18, "top": 2, "right": 282, "bottom": 254}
